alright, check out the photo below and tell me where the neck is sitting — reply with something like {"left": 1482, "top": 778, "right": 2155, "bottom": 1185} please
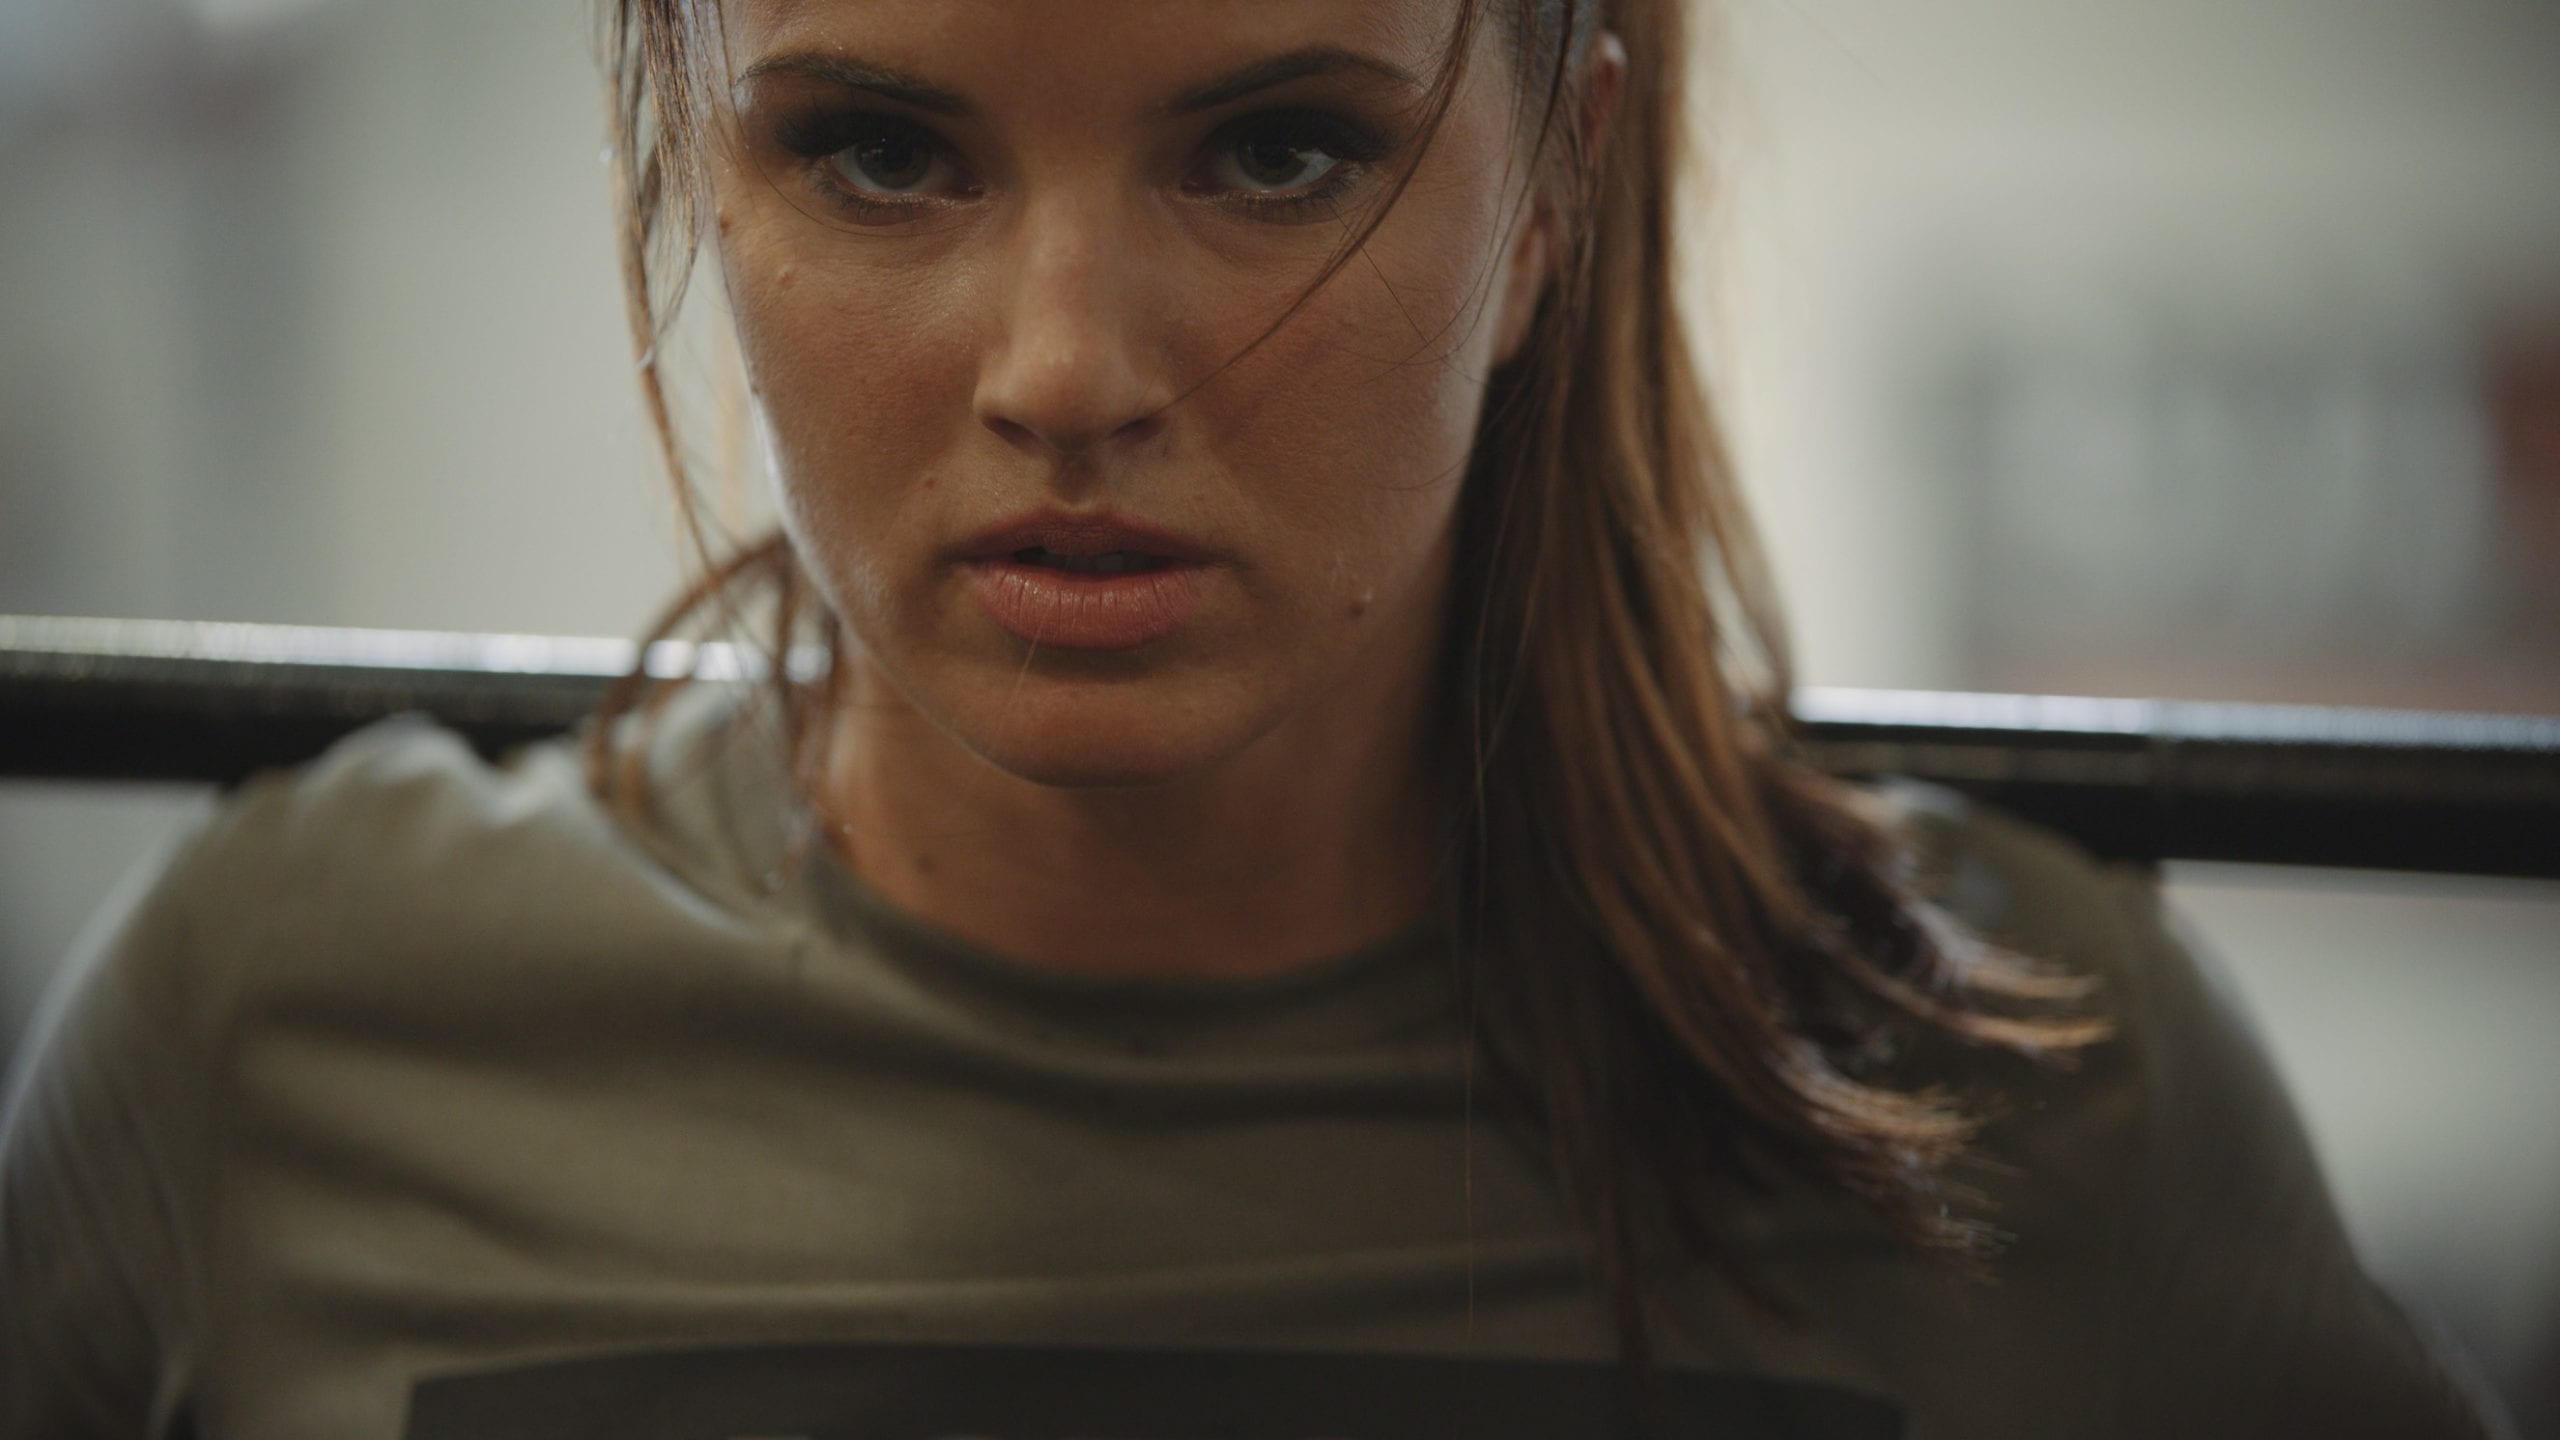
{"left": 816, "top": 665, "right": 1447, "bottom": 981}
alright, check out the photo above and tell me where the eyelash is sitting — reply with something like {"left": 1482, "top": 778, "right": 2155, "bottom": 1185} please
{"left": 1194, "top": 109, "right": 1389, "bottom": 219}
{"left": 773, "top": 111, "right": 969, "bottom": 221}
{"left": 769, "top": 107, "right": 1392, "bottom": 225}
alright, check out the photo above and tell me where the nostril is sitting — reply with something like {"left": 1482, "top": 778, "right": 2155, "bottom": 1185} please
{"left": 978, "top": 396, "right": 1168, "bottom": 459}
{"left": 984, "top": 415, "right": 1043, "bottom": 453}
{"left": 972, "top": 278, "right": 1170, "bottom": 457}
{"left": 1112, "top": 408, "right": 1169, "bottom": 445}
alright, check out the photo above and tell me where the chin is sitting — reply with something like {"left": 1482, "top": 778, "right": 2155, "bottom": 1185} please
{"left": 926, "top": 667, "right": 1268, "bottom": 791}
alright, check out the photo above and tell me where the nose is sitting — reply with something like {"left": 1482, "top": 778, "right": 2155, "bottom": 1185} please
{"left": 973, "top": 193, "right": 1171, "bottom": 461}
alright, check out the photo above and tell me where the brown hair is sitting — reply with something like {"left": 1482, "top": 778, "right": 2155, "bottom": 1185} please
{"left": 592, "top": 0, "right": 2108, "bottom": 1371}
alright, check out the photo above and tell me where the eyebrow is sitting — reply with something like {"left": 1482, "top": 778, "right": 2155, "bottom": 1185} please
{"left": 734, "top": 54, "right": 972, "bottom": 117}
{"left": 1165, "top": 46, "right": 1424, "bottom": 115}
{"left": 733, "top": 45, "right": 1422, "bottom": 121}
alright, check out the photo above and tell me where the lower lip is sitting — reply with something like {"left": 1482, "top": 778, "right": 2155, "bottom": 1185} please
{"left": 961, "top": 558, "right": 1214, "bottom": 651}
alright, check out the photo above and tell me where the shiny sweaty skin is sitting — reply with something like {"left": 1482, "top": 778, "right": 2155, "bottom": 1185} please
{"left": 712, "top": 0, "right": 1566, "bottom": 982}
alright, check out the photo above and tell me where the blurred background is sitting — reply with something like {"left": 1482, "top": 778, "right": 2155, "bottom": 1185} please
{"left": 1, "top": 0, "right": 2555, "bottom": 1428}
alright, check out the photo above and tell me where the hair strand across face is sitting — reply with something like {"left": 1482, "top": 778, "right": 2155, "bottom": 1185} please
{"left": 589, "top": 0, "right": 2110, "bottom": 1378}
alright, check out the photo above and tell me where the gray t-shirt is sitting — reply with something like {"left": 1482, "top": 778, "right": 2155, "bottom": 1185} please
{"left": 0, "top": 686, "right": 2511, "bottom": 1438}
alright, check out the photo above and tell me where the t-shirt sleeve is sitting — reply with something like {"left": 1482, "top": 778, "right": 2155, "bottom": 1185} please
{"left": 2093, "top": 869, "right": 2518, "bottom": 1439}
{"left": 1, "top": 820, "right": 223, "bottom": 1440}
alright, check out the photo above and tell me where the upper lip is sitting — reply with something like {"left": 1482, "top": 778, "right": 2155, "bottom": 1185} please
{"left": 957, "top": 510, "right": 1218, "bottom": 564}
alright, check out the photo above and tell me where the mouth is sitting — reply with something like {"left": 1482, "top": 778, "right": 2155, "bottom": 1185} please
{"left": 958, "top": 510, "right": 1218, "bottom": 568}
{"left": 957, "top": 511, "right": 1221, "bottom": 651}
{"left": 1006, "top": 547, "right": 1181, "bottom": 577}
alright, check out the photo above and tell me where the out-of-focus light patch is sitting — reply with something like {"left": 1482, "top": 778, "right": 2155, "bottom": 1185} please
{"left": 0, "top": 0, "right": 337, "bottom": 129}
{"left": 0, "top": 2, "right": 135, "bottom": 125}
{"left": 187, "top": 0, "right": 334, "bottom": 35}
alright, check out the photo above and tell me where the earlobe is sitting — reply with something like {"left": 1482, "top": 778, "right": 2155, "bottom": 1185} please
{"left": 1488, "top": 29, "right": 1628, "bottom": 370}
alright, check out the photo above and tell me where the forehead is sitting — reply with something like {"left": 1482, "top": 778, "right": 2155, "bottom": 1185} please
{"left": 718, "top": 0, "right": 1462, "bottom": 103}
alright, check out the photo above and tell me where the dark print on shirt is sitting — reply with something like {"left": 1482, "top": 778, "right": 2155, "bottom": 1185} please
{"left": 403, "top": 1342, "right": 1904, "bottom": 1439}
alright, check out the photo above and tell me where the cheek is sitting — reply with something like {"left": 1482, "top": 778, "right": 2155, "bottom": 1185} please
{"left": 1217, "top": 213, "right": 1505, "bottom": 596}
{"left": 723, "top": 218, "right": 980, "bottom": 609}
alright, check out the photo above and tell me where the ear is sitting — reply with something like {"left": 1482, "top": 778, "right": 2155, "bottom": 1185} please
{"left": 1490, "top": 29, "right": 1629, "bottom": 368}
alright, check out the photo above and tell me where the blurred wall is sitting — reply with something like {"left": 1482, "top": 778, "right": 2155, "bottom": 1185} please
{"left": 0, "top": 0, "right": 677, "bottom": 636}
{"left": 1714, "top": 7, "right": 2560, "bottom": 1430}
{"left": 3, "top": 0, "right": 2556, "bottom": 1430}
{"left": 0, "top": 0, "right": 682, "bottom": 1043}
{"left": 1717, "top": 0, "right": 2560, "bottom": 702}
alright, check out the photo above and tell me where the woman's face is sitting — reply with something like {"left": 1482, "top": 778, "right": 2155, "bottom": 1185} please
{"left": 712, "top": 0, "right": 1547, "bottom": 788}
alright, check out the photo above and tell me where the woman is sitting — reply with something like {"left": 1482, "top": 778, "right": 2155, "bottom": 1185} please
{"left": 0, "top": 0, "right": 2510, "bottom": 1435}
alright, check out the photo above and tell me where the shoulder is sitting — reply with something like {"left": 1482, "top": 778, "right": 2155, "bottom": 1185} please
{"left": 145, "top": 718, "right": 620, "bottom": 996}
{"left": 201, "top": 711, "right": 621, "bottom": 901}
{"left": 1862, "top": 777, "right": 2164, "bottom": 980}
{"left": 55, "top": 689, "right": 782, "bottom": 1051}
{"left": 1858, "top": 779, "right": 2339, "bottom": 1208}
{"left": 1840, "top": 780, "right": 2173, "bottom": 1250}
{"left": 0, "top": 692, "right": 809, "bottom": 1435}
{"left": 1855, "top": 781, "right": 2512, "bottom": 1437}
{"left": 15, "top": 717, "right": 537, "bottom": 1060}
{"left": 1860, "top": 776, "right": 2246, "bottom": 1133}
{"left": 0, "top": 720, "right": 549, "bottom": 1437}
{"left": 0, "top": 719, "right": 568, "bottom": 1434}
{"left": 1856, "top": 777, "right": 2293, "bottom": 1212}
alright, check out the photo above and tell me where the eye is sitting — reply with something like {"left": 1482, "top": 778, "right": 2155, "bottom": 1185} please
{"left": 820, "top": 116, "right": 960, "bottom": 198}
{"left": 1192, "top": 111, "right": 1385, "bottom": 203}
{"left": 767, "top": 104, "right": 974, "bottom": 220}
{"left": 1217, "top": 133, "right": 1342, "bottom": 193}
